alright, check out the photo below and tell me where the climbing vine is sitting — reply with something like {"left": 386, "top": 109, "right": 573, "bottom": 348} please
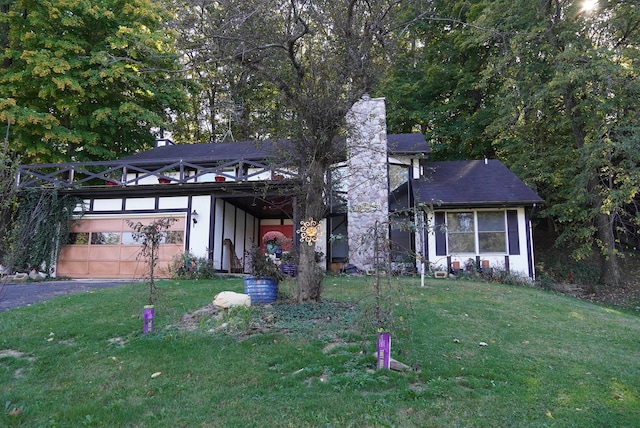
{"left": 0, "top": 151, "right": 18, "bottom": 267}
{"left": 8, "top": 188, "right": 82, "bottom": 273}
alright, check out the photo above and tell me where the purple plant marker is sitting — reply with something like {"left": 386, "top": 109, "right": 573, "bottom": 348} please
{"left": 377, "top": 331, "right": 391, "bottom": 370}
{"left": 143, "top": 305, "right": 155, "bottom": 334}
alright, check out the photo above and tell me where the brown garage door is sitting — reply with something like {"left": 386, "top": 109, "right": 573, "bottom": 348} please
{"left": 57, "top": 216, "right": 186, "bottom": 279}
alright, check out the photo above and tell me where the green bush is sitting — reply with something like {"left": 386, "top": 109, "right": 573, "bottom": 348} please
{"left": 167, "top": 251, "right": 218, "bottom": 280}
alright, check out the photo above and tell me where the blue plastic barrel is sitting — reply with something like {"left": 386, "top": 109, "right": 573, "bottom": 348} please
{"left": 244, "top": 276, "right": 278, "bottom": 304}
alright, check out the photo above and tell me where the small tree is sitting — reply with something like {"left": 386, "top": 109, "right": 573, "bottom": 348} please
{"left": 127, "top": 217, "right": 178, "bottom": 305}
{"left": 171, "top": 0, "right": 410, "bottom": 302}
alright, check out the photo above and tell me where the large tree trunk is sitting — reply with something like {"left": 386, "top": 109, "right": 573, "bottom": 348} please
{"left": 296, "top": 157, "right": 327, "bottom": 302}
{"left": 596, "top": 212, "right": 622, "bottom": 287}
{"left": 297, "top": 242, "right": 323, "bottom": 302}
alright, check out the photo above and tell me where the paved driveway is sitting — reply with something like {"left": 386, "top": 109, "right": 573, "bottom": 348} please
{"left": 0, "top": 279, "right": 135, "bottom": 312}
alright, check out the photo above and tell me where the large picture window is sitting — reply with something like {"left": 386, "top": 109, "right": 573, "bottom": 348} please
{"left": 446, "top": 211, "right": 506, "bottom": 254}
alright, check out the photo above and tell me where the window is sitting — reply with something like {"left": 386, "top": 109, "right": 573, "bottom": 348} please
{"left": 68, "top": 232, "right": 89, "bottom": 245}
{"left": 447, "top": 212, "right": 475, "bottom": 253}
{"left": 477, "top": 211, "right": 506, "bottom": 252}
{"left": 445, "top": 211, "right": 506, "bottom": 254}
{"left": 90, "top": 232, "right": 120, "bottom": 245}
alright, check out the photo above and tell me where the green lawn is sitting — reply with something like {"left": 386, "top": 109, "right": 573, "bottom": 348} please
{"left": 1, "top": 276, "right": 639, "bottom": 427}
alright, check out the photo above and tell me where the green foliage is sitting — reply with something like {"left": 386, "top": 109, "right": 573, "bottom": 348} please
{"left": 246, "top": 243, "right": 286, "bottom": 283}
{"left": 172, "top": 0, "right": 406, "bottom": 302}
{"left": 381, "top": 0, "right": 640, "bottom": 285}
{"left": 0, "top": 147, "right": 17, "bottom": 264}
{"left": 7, "top": 188, "right": 81, "bottom": 273}
{"left": 126, "top": 217, "right": 178, "bottom": 304}
{"left": 167, "top": 251, "right": 217, "bottom": 280}
{"left": 0, "top": 0, "right": 187, "bottom": 163}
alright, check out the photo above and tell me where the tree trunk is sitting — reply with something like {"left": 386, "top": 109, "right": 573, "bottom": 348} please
{"left": 561, "top": 84, "right": 622, "bottom": 289}
{"left": 596, "top": 212, "right": 622, "bottom": 288}
{"left": 295, "top": 156, "right": 327, "bottom": 302}
{"left": 297, "top": 242, "right": 322, "bottom": 302}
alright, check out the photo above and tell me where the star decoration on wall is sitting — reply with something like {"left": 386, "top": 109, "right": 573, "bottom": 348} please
{"left": 297, "top": 218, "right": 321, "bottom": 245}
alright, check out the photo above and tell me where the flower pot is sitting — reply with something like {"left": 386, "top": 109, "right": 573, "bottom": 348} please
{"left": 281, "top": 263, "right": 296, "bottom": 277}
{"left": 215, "top": 176, "right": 226, "bottom": 182}
{"left": 105, "top": 180, "right": 118, "bottom": 186}
{"left": 143, "top": 305, "right": 155, "bottom": 334}
{"left": 158, "top": 178, "right": 171, "bottom": 184}
{"left": 244, "top": 276, "right": 278, "bottom": 304}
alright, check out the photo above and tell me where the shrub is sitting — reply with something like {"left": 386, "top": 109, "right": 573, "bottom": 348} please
{"left": 167, "top": 251, "right": 218, "bottom": 280}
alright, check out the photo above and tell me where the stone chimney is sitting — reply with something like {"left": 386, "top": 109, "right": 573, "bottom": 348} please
{"left": 345, "top": 95, "right": 389, "bottom": 272}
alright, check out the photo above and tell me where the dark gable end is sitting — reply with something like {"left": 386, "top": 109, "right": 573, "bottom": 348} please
{"left": 413, "top": 159, "right": 543, "bottom": 208}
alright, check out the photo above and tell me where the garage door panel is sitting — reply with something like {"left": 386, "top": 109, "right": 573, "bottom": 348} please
{"left": 118, "top": 261, "right": 145, "bottom": 278}
{"left": 87, "top": 261, "right": 122, "bottom": 276}
{"left": 93, "top": 219, "right": 125, "bottom": 230}
{"left": 56, "top": 261, "right": 89, "bottom": 275}
{"left": 119, "top": 246, "right": 142, "bottom": 261}
{"left": 57, "top": 215, "right": 186, "bottom": 279}
{"left": 59, "top": 246, "right": 89, "bottom": 261}
{"left": 159, "top": 245, "right": 182, "bottom": 259}
{"left": 89, "top": 246, "right": 122, "bottom": 261}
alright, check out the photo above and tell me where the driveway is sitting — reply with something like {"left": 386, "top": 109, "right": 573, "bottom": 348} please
{"left": 0, "top": 279, "right": 135, "bottom": 312}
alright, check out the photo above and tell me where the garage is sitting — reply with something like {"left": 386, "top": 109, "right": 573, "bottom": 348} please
{"left": 56, "top": 215, "right": 186, "bottom": 279}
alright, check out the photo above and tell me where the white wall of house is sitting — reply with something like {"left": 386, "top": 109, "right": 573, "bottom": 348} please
{"left": 423, "top": 207, "right": 535, "bottom": 279}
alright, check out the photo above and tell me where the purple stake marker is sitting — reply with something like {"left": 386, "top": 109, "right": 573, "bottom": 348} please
{"left": 143, "top": 305, "right": 155, "bottom": 334}
{"left": 377, "top": 331, "right": 391, "bottom": 370}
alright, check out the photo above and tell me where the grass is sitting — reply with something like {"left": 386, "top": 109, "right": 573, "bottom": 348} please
{"left": 1, "top": 276, "right": 639, "bottom": 427}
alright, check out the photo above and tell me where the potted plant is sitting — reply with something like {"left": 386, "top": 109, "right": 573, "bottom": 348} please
{"left": 244, "top": 243, "right": 286, "bottom": 304}
{"left": 280, "top": 249, "right": 297, "bottom": 277}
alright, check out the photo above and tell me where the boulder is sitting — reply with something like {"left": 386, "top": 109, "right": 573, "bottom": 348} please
{"left": 213, "top": 291, "right": 251, "bottom": 308}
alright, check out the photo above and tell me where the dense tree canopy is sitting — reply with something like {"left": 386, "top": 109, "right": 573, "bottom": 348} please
{"left": 379, "top": 0, "right": 640, "bottom": 286}
{"left": 171, "top": 0, "right": 409, "bottom": 301}
{"left": 0, "top": 0, "right": 186, "bottom": 163}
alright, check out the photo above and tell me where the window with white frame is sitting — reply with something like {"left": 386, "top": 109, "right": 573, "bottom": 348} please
{"left": 446, "top": 211, "right": 507, "bottom": 254}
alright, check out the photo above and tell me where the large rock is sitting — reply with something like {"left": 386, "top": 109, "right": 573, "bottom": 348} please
{"left": 213, "top": 291, "right": 251, "bottom": 308}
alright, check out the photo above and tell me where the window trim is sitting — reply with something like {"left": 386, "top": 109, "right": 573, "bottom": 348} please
{"left": 442, "top": 209, "right": 510, "bottom": 256}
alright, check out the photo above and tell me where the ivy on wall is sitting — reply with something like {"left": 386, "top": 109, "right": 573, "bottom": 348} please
{"left": 8, "top": 188, "right": 82, "bottom": 273}
{"left": 0, "top": 153, "right": 18, "bottom": 266}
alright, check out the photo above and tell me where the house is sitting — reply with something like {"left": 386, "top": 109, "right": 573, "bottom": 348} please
{"left": 17, "top": 96, "right": 542, "bottom": 279}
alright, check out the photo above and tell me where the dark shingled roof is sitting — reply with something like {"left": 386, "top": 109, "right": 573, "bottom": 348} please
{"left": 123, "top": 140, "right": 280, "bottom": 164}
{"left": 386, "top": 133, "right": 430, "bottom": 155}
{"left": 413, "top": 160, "right": 543, "bottom": 208}
{"left": 123, "top": 133, "right": 429, "bottom": 164}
